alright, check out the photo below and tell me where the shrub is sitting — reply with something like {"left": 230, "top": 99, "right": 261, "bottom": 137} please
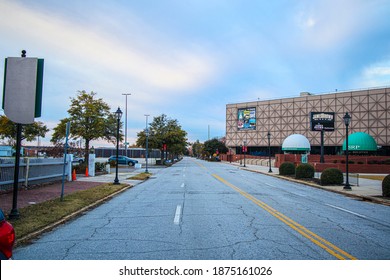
{"left": 74, "top": 162, "right": 87, "bottom": 174}
{"left": 279, "top": 162, "right": 295, "bottom": 176}
{"left": 95, "top": 162, "right": 106, "bottom": 172}
{"left": 384, "top": 159, "right": 390, "bottom": 165}
{"left": 295, "top": 163, "right": 315, "bottom": 179}
{"left": 321, "top": 168, "right": 344, "bottom": 185}
{"left": 382, "top": 175, "right": 390, "bottom": 197}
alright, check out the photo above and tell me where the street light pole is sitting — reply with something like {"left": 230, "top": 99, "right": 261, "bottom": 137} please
{"left": 122, "top": 93, "right": 131, "bottom": 156}
{"left": 114, "top": 107, "right": 123, "bottom": 185}
{"left": 239, "top": 145, "right": 242, "bottom": 165}
{"left": 243, "top": 140, "right": 247, "bottom": 167}
{"left": 343, "top": 112, "right": 351, "bottom": 190}
{"left": 267, "top": 131, "right": 272, "bottom": 173}
{"left": 145, "top": 114, "right": 150, "bottom": 173}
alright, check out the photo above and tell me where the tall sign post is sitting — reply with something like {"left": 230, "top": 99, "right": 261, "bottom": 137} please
{"left": 2, "top": 50, "right": 44, "bottom": 219}
{"left": 310, "top": 112, "right": 335, "bottom": 163}
{"left": 61, "top": 122, "right": 71, "bottom": 201}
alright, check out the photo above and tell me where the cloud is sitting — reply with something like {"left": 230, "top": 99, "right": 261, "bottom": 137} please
{"left": 356, "top": 59, "right": 390, "bottom": 87}
{"left": 293, "top": 0, "right": 370, "bottom": 50}
{"left": 0, "top": 1, "right": 217, "bottom": 93}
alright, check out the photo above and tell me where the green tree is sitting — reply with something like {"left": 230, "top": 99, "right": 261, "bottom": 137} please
{"left": 0, "top": 115, "right": 49, "bottom": 146}
{"left": 191, "top": 140, "right": 204, "bottom": 157}
{"left": 203, "top": 138, "right": 228, "bottom": 157}
{"left": 51, "top": 90, "right": 122, "bottom": 164}
{"left": 136, "top": 114, "right": 187, "bottom": 160}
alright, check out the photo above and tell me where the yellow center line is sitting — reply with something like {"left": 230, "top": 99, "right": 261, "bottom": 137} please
{"left": 212, "top": 174, "right": 358, "bottom": 260}
{"left": 193, "top": 160, "right": 207, "bottom": 170}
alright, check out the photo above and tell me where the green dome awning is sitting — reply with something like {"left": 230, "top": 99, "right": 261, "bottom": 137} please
{"left": 342, "top": 132, "right": 377, "bottom": 151}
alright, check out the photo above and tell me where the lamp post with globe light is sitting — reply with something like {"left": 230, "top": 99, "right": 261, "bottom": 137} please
{"left": 267, "top": 131, "right": 272, "bottom": 173}
{"left": 343, "top": 112, "right": 351, "bottom": 190}
{"left": 113, "top": 107, "right": 123, "bottom": 185}
{"left": 243, "top": 140, "right": 247, "bottom": 167}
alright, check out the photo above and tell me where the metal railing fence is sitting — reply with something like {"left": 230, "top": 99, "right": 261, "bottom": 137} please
{"left": 0, "top": 158, "right": 70, "bottom": 192}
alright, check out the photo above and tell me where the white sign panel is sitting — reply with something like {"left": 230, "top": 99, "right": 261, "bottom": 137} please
{"left": 3, "top": 57, "right": 38, "bottom": 124}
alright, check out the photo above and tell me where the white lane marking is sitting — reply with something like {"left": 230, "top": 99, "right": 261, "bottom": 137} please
{"left": 325, "top": 204, "right": 367, "bottom": 218}
{"left": 174, "top": 205, "right": 182, "bottom": 225}
{"left": 180, "top": 183, "right": 185, "bottom": 188}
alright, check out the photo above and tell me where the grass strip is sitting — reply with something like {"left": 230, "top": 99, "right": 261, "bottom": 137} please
{"left": 127, "top": 172, "right": 152, "bottom": 180}
{"left": 10, "top": 183, "right": 129, "bottom": 243}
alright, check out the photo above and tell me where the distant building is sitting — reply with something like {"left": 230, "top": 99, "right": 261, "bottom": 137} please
{"left": 226, "top": 86, "right": 390, "bottom": 156}
{"left": 0, "top": 146, "right": 13, "bottom": 157}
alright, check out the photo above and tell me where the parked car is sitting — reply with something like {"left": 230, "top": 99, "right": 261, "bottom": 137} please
{"left": 108, "top": 155, "right": 138, "bottom": 166}
{"left": 72, "top": 155, "right": 84, "bottom": 164}
{"left": 0, "top": 209, "right": 15, "bottom": 260}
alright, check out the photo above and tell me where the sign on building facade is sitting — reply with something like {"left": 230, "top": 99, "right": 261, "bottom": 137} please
{"left": 238, "top": 107, "right": 256, "bottom": 130}
{"left": 310, "top": 112, "right": 335, "bottom": 131}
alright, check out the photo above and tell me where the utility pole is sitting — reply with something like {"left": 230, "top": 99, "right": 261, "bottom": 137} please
{"left": 122, "top": 93, "right": 131, "bottom": 156}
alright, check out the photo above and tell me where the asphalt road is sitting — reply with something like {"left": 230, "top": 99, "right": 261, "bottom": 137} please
{"left": 13, "top": 157, "right": 390, "bottom": 259}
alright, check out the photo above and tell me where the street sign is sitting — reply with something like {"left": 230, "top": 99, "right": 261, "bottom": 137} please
{"left": 2, "top": 57, "right": 44, "bottom": 124}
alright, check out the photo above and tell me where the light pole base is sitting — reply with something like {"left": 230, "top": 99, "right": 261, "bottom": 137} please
{"left": 8, "top": 209, "right": 20, "bottom": 220}
{"left": 343, "top": 184, "right": 352, "bottom": 190}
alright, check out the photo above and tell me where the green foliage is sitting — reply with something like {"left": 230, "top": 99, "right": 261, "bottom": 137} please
{"left": 192, "top": 140, "right": 204, "bottom": 157}
{"left": 95, "top": 162, "right": 106, "bottom": 172}
{"left": 382, "top": 175, "right": 390, "bottom": 197}
{"left": 0, "top": 115, "right": 49, "bottom": 145}
{"left": 74, "top": 162, "right": 87, "bottom": 174}
{"left": 279, "top": 162, "right": 295, "bottom": 175}
{"left": 295, "top": 163, "right": 315, "bottom": 179}
{"left": 74, "top": 162, "right": 106, "bottom": 173}
{"left": 203, "top": 138, "right": 228, "bottom": 157}
{"left": 136, "top": 114, "right": 188, "bottom": 158}
{"left": 51, "top": 91, "right": 121, "bottom": 163}
{"left": 320, "top": 168, "right": 344, "bottom": 185}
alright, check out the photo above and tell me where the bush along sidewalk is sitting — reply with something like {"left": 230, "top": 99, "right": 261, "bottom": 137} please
{"left": 295, "top": 163, "right": 315, "bottom": 179}
{"left": 382, "top": 175, "right": 390, "bottom": 197}
{"left": 321, "top": 168, "right": 344, "bottom": 185}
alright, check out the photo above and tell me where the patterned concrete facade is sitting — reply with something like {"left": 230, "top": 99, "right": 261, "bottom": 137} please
{"left": 226, "top": 87, "right": 390, "bottom": 152}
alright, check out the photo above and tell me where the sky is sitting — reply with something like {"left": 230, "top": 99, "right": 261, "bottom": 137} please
{"left": 1, "top": 0, "right": 390, "bottom": 147}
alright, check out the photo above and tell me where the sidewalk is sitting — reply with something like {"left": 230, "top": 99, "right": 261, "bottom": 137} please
{"left": 225, "top": 161, "right": 390, "bottom": 206}
{"left": 0, "top": 166, "right": 156, "bottom": 215}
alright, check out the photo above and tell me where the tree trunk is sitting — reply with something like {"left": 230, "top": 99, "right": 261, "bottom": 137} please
{"left": 85, "top": 139, "right": 90, "bottom": 167}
